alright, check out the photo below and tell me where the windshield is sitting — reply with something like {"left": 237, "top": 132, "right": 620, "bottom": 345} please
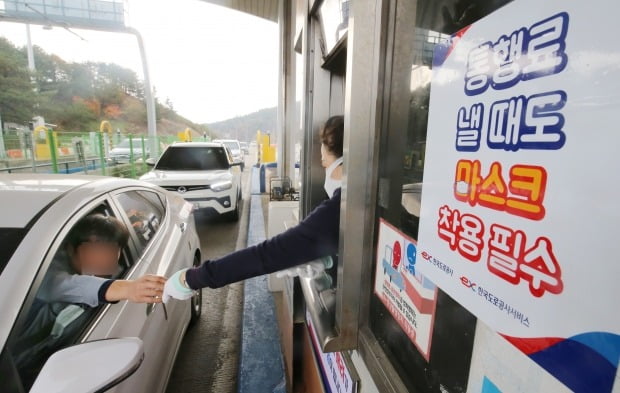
{"left": 222, "top": 141, "right": 240, "bottom": 151}
{"left": 0, "top": 228, "right": 27, "bottom": 276}
{"left": 116, "top": 139, "right": 146, "bottom": 149}
{"left": 155, "top": 146, "right": 230, "bottom": 170}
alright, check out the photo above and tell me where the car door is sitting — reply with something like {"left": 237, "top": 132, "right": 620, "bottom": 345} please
{"left": 0, "top": 197, "right": 134, "bottom": 393}
{"left": 93, "top": 187, "right": 194, "bottom": 393}
{"left": 224, "top": 146, "right": 242, "bottom": 194}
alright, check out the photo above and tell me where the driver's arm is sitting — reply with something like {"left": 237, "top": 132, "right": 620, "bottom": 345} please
{"left": 104, "top": 275, "right": 166, "bottom": 303}
{"left": 38, "top": 268, "right": 109, "bottom": 308}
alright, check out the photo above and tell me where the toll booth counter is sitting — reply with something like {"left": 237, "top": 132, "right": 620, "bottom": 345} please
{"left": 270, "top": 1, "right": 620, "bottom": 393}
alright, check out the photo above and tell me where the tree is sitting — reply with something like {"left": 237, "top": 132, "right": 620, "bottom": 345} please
{"left": 0, "top": 38, "right": 36, "bottom": 124}
{"left": 55, "top": 97, "right": 97, "bottom": 131}
{"left": 31, "top": 46, "right": 68, "bottom": 92}
{"left": 124, "top": 97, "right": 147, "bottom": 125}
{"left": 0, "top": 36, "right": 204, "bottom": 135}
{"left": 104, "top": 104, "right": 122, "bottom": 119}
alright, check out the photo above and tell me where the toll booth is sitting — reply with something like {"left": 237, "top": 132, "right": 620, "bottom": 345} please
{"left": 212, "top": 1, "right": 618, "bottom": 393}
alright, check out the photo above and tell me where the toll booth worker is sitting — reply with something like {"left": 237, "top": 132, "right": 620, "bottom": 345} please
{"left": 38, "top": 214, "right": 167, "bottom": 307}
{"left": 163, "top": 116, "right": 344, "bottom": 303}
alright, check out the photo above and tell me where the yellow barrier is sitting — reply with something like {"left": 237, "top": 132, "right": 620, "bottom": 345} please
{"left": 99, "top": 120, "right": 114, "bottom": 147}
{"left": 34, "top": 125, "right": 58, "bottom": 160}
{"left": 257, "top": 130, "right": 276, "bottom": 163}
{"left": 178, "top": 128, "right": 192, "bottom": 142}
{"left": 100, "top": 120, "right": 113, "bottom": 135}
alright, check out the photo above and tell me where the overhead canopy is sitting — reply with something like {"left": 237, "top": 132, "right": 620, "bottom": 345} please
{"left": 200, "top": 0, "right": 279, "bottom": 22}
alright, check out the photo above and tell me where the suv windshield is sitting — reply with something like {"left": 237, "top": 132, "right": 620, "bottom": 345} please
{"left": 0, "top": 228, "right": 27, "bottom": 276}
{"left": 155, "top": 146, "right": 230, "bottom": 170}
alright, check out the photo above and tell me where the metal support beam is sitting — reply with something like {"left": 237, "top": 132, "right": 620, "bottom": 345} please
{"left": 125, "top": 27, "right": 158, "bottom": 157}
{"left": 277, "top": 0, "right": 296, "bottom": 180}
{"left": 25, "top": 24, "right": 35, "bottom": 71}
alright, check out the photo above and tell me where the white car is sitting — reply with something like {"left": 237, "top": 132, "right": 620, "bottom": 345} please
{"left": 239, "top": 141, "right": 249, "bottom": 155}
{"left": 108, "top": 138, "right": 150, "bottom": 164}
{"left": 212, "top": 139, "right": 245, "bottom": 171}
{"left": 140, "top": 142, "right": 242, "bottom": 221}
{"left": 0, "top": 174, "right": 202, "bottom": 393}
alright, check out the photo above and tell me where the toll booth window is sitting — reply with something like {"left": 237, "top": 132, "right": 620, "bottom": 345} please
{"left": 318, "top": 0, "right": 350, "bottom": 57}
{"left": 115, "top": 191, "right": 165, "bottom": 256}
{"left": 368, "top": 1, "right": 511, "bottom": 392}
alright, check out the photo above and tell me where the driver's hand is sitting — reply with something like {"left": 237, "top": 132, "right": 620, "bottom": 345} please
{"left": 127, "top": 275, "right": 166, "bottom": 303}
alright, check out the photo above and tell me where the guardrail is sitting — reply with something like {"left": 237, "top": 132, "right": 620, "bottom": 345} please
{"left": 0, "top": 130, "right": 176, "bottom": 179}
{"left": 0, "top": 158, "right": 100, "bottom": 174}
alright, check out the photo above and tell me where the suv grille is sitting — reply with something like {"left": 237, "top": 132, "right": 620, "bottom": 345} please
{"left": 161, "top": 185, "right": 210, "bottom": 192}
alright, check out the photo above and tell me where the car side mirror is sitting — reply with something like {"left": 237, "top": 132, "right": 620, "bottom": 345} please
{"left": 30, "top": 338, "right": 144, "bottom": 393}
{"left": 145, "top": 158, "right": 157, "bottom": 166}
{"left": 231, "top": 161, "right": 242, "bottom": 166}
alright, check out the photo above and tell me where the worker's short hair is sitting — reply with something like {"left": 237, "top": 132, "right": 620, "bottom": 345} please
{"left": 66, "top": 214, "right": 129, "bottom": 250}
{"left": 320, "top": 115, "right": 344, "bottom": 158}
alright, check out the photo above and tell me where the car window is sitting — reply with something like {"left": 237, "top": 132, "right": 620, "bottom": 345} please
{"left": 155, "top": 146, "right": 230, "bottom": 170}
{"left": 224, "top": 146, "right": 234, "bottom": 164}
{"left": 115, "top": 190, "right": 165, "bottom": 256}
{"left": 0, "top": 228, "right": 28, "bottom": 277}
{"left": 0, "top": 348, "right": 22, "bottom": 393}
{"left": 4, "top": 202, "right": 131, "bottom": 392}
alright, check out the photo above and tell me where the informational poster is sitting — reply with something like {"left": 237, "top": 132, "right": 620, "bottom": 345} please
{"left": 373, "top": 219, "right": 438, "bottom": 360}
{"left": 417, "top": 1, "right": 620, "bottom": 392}
{"left": 467, "top": 322, "right": 572, "bottom": 393}
{"left": 306, "top": 310, "right": 357, "bottom": 393}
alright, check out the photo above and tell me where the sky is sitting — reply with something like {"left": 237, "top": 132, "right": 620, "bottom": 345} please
{"left": 0, "top": 0, "right": 279, "bottom": 124}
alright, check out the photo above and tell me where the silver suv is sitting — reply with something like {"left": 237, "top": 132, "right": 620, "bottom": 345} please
{"left": 140, "top": 142, "right": 242, "bottom": 220}
{"left": 108, "top": 138, "right": 149, "bottom": 164}
{"left": 212, "top": 139, "right": 244, "bottom": 171}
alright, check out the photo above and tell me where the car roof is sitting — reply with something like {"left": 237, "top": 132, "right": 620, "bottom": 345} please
{"left": 170, "top": 142, "right": 224, "bottom": 148}
{"left": 0, "top": 174, "right": 138, "bottom": 228}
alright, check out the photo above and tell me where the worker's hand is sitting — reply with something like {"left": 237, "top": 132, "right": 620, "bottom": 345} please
{"left": 275, "top": 257, "right": 333, "bottom": 279}
{"left": 274, "top": 267, "right": 299, "bottom": 278}
{"left": 163, "top": 269, "right": 194, "bottom": 303}
{"left": 126, "top": 275, "right": 167, "bottom": 303}
{"left": 298, "top": 260, "right": 328, "bottom": 279}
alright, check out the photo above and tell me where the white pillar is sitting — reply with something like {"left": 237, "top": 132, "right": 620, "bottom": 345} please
{"left": 26, "top": 24, "right": 36, "bottom": 72}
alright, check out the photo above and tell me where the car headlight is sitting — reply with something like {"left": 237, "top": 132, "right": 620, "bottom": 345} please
{"left": 211, "top": 181, "right": 233, "bottom": 192}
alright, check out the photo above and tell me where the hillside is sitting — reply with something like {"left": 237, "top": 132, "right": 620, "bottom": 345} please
{"left": 206, "top": 106, "right": 277, "bottom": 143}
{"left": 0, "top": 37, "right": 212, "bottom": 138}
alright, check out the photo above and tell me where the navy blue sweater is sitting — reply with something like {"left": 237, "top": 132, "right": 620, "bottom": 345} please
{"left": 185, "top": 188, "right": 341, "bottom": 289}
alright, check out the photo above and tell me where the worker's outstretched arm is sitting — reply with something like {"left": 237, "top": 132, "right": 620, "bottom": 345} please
{"left": 164, "top": 188, "right": 341, "bottom": 300}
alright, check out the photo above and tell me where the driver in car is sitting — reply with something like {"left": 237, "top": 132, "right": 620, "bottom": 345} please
{"left": 37, "top": 214, "right": 166, "bottom": 307}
